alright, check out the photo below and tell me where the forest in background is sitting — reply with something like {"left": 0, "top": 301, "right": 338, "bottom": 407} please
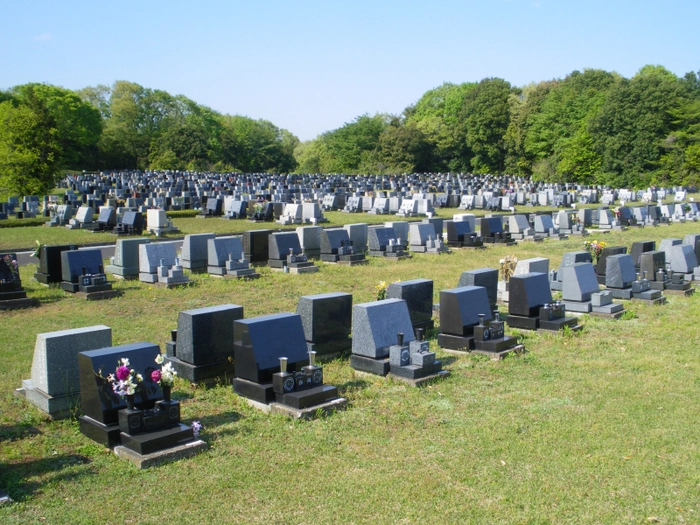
{"left": 1, "top": 65, "right": 699, "bottom": 197}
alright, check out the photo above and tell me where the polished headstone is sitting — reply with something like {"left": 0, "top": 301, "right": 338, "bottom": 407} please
{"left": 605, "top": 254, "right": 636, "bottom": 289}
{"left": 562, "top": 263, "right": 600, "bottom": 302}
{"left": 457, "top": 268, "right": 499, "bottom": 309}
{"left": 508, "top": 273, "right": 553, "bottom": 317}
{"left": 386, "top": 279, "right": 433, "bottom": 328}
{"left": 296, "top": 292, "right": 352, "bottom": 343}
{"left": 439, "top": 286, "right": 492, "bottom": 336}
{"left": 351, "top": 299, "right": 415, "bottom": 359}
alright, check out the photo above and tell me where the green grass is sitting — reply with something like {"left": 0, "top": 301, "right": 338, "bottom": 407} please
{"left": 1, "top": 215, "right": 700, "bottom": 523}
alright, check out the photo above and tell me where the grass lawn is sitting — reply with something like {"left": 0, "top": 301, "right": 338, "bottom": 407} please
{"left": 1, "top": 213, "right": 699, "bottom": 523}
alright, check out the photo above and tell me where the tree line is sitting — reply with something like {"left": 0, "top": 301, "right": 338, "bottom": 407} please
{"left": 1, "top": 65, "right": 699, "bottom": 198}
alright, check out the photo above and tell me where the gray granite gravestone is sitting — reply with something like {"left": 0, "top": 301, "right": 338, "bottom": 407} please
{"left": 18, "top": 325, "right": 112, "bottom": 419}
{"left": 106, "top": 238, "right": 150, "bottom": 279}
{"left": 180, "top": 233, "right": 216, "bottom": 271}
{"left": 139, "top": 242, "right": 179, "bottom": 283}
{"left": 386, "top": 278, "right": 434, "bottom": 330}
{"left": 296, "top": 292, "right": 352, "bottom": 357}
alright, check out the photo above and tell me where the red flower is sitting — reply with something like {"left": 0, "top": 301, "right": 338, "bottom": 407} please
{"left": 116, "top": 365, "right": 131, "bottom": 381}
{"left": 151, "top": 370, "right": 162, "bottom": 383}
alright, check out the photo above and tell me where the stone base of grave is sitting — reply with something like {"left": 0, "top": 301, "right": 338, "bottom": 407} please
{"left": 412, "top": 319, "right": 435, "bottom": 332}
{"left": 75, "top": 289, "right": 121, "bottom": 301}
{"left": 139, "top": 273, "right": 159, "bottom": 283}
{"left": 79, "top": 415, "right": 121, "bottom": 448}
{"left": 288, "top": 265, "right": 319, "bottom": 274}
{"left": 33, "top": 272, "right": 54, "bottom": 285}
{"left": 390, "top": 361, "right": 445, "bottom": 381}
{"left": 389, "top": 369, "right": 450, "bottom": 387}
{"left": 270, "top": 397, "right": 347, "bottom": 419}
{"left": 180, "top": 261, "right": 207, "bottom": 272}
{"left": 550, "top": 280, "right": 563, "bottom": 291}
{"left": 505, "top": 315, "right": 540, "bottom": 330}
{"left": 409, "top": 245, "right": 427, "bottom": 253}
{"left": 15, "top": 380, "right": 80, "bottom": 419}
{"left": 349, "top": 354, "right": 390, "bottom": 376}
{"left": 447, "top": 242, "right": 486, "bottom": 249}
{"left": 474, "top": 336, "right": 520, "bottom": 354}
{"left": 589, "top": 308, "right": 625, "bottom": 320}
{"left": 306, "top": 338, "right": 352, "bottom": 360}
{"left": 539, "top": 317, "right": 581, "bottom": 333}
{"left": 118, "top": 423, "right": 196, "bottom": 455}
{"left": 368, "top": 250, "right": 411, "bottom": 260}
{"left": 473, "top": 344, "right": 525, "bottom": 360}
{"left": 106, "top": 265, "right": 139, "bottom": 280}
{"left": 115, "top": 438, "right": 207, "bottom": 469}
{"left": 437, "top": 333, "right": 475, "bottom": 351}
{"left": 274, "top": 384, "right": 340, "bottom": 409}
{"left": 336, "top": 258, "right": 368, "bottom": 266}
{"left": 61, "top": 282, "right": 112, "bottom": 294}
{"left": 607, "top": 288, "right": 633, "bottom": 300}
{"left": 483, "top": 239, "right": 517, "bottom": 246}
{"left": 154, "top": 280, "right": 191, "bottom": 289}
{"left": 562, "top": 301, "right": 592, "bottom": 313}
{"left": 664, "top": 287, "right": 694, "bottom": 296}
{"left": 233, "top": 378, "right": 275, "bottom": 404}
{"left": 649, "top": 281, "right": 666, "bottom": 291}
{"left": 631, "top": 290, "right": 665, "bottom": 304}
{"left": 0, "top": 490, "right": 12, "bottom": 505}
{"left": 0, "top": 297, "right": 38, "bottom": 310}
{"left": 208, "top": 268, "right": 260, "bottom": 280}
{"left": 164, "top": 356, "right": 236, "bottom": 385}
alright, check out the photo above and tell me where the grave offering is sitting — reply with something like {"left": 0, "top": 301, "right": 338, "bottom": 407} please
{"left": 368, "top": 226, "right": 410, "bottom": 259}
{"left": 60, "top": 249, "right": 118, "bottom": 300}
{"left": 388, "top": 328, "right": 449, "bottom": 385}
{"left": 437, "top": 285, "right": 494, "bottom": 351}
{"left": 386, "top": 278, "right": 434, "bottom": 331}
{"left": 233, "top": 313, "right": 346, "bottom": 418}
{"left": 549, "top": 251, "right": 592, "bottom": 291}
{"left": 34, "top": 244, "right": 77, "bottom": 284}
{"left": 480, "top": 217, "right": 515, "bottom": 245}
{"left": 350, "top": 299, "right": 416, "bottom": 376}
{"left": 268, "top": 232, "right": 319, "bottom": 273}
{"left": 319, "top": 228, "right": 367, "bottom": 265}
{"left": 113, "top": 211, "right": 144, "bottom": 235}
{"left": 561, "top": 263, "right": 624, "bottom": 318}
{"left": 242, "top": 229, "right": 272, "bottom": 262}
{"left": 207, "top": 236, "right": 259, "bottom": 279}
{"left": 0, "top": 253, "right": 36, "bottom": 309}
{"left": 445, "top": 220, "right": 484, "bottom": 248}
{"left": 296, "top": 292, "right": 352, "bottom": 357}
{"left": 165, "top": 304, "right": 242, "bottom": 384}
{"left": 458, "top": 268, "right": 499, "bottom": 311}
{"left": 505, "top": 273, "right": 581, "bottom": 332}
{"left": 106, "top": 238, "right": 150, "bottom": 279}
{"left": 408, "top": 223, "right": 450, "bottom": 253}
{"left": 17, "top": 325, "right": 112, "bottom": 419}
{"left": 604, "top": 254, "right": 665, "bottom": 303}
{"left": 180, "top": 233, "right": 216, "bottom": 271}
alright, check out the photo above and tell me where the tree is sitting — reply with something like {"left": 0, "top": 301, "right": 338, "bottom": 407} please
{"left": 463, "top": 78, "right": 514, "bottom": 174}
{"left": 377, "top": 116, "right": 434, "bottom": 173}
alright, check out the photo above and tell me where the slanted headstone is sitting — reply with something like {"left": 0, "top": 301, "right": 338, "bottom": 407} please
{"left": 550, "top": 251, "right": 591, "bottom": 291}
{"left": 320, "top": 228, "right": 366, "bottom": 265}
{"left": 180, "top": 233, "right": 216, "bottom": 271}
{"left": 458, "top": 268, "right": 499, "bottom": 310}
{"left": 514, "top": 257, "right": 549, "bottom": 276}
{"left": 296, "top": 226, "right": 322, "bottom": 258}
{"left": 207, "top": 236, "right": 258, "bottom": 279}
{"left": 506, "top": 273, "right": 579, "bottom": 332}
{"left": 165, "top": 304, "right": 243, "bottom": 384}
{"left": 630, "top": 241, "right": 656, "bottom": 269}
{"left": 437, "top": 286, "right": 491, "bottom": 351}
{"left": 344, "top": 223, "right": 368, "bottom": 253}
{"left": 18, "top": 325, "right": 112, "bottom": 419}
{"left": 350, "top": 299, "right": 415, "bottom": 376}
{"left": 60, "top": 249, "right": 115, "bottom": 298}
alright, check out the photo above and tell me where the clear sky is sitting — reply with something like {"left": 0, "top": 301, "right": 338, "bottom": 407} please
{"left": 2, "top": 0, "right": 698, "bottom": 141}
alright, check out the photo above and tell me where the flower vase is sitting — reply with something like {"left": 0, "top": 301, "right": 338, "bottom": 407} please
{"left": 126, "top": 394, "right": 135, "bottom": 410}
{"left": 162, "top": 385, "right": 171, "bottom": 402}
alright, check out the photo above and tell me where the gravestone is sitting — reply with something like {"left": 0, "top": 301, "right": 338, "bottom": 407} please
{"left": 445, "top": 220, "right": 483, "bottom": 248}
{"left": 409, "top": 223, "right": 449, "bottom": 253}
{"left": 458, "top": 268, "right": 499, "bottom": 310}
{"left": 368, "top": 226, "right": 409, "bottom": 259}
{"left": 319, "top": 228, "right": 367, "bottom": 265}
{"left": 639, "top": 251, "right": 668, "bottom": 289}
{"left": 114, "top": 211, "right": 144, "bottom": 235}
{"left": 233, "top": 313, "right": 343, "bottom": 415}
{"left": 658, "top": 238, "right": 682, "bottom": 268}
{"left": 480, "top": 217, "right": 514, "bottom": 244}
{"left": 78, "top": 342, "right": 164, "bottom": 447}
{"left": 207, "top": 236, "right": 259, "bottom": 279}
{"left": 630, "top": 241, "right": 656, "bottom": 269}
{"left": 96, "top": 207, "right": 117, "bottom": 231}
{"left": 106, "top": 238, "right": 150, "bottom": 279}
{"left": 596, "top": 246, "right": 627, "bottom": 284}
{"left": 18, "top": 325, "right": 112, "bottom": 419}
{"left": 165, "top": 304, "right": 243, "bottom": 384}
{"left": 506, "top": 273, "right": 579, "bottom": 332}
{"left": 437, "top": 286, "right": 492, "bottom": 350}
{"left": 669, "top": 244, "right": 698, "bottom": 275}
{"left": 268, "top": 232, "right": 318, "bottom": 273}
{"left": 561, "top": 263, "right": 602, "bottom": 312}
{"left": 550, "top": 251, "right": 592, "bottom": 291}
{"left": 386, "top": 279, "right": 434, "bottom": 331}
{"left": 296, "top": 292, "right": 352, "bottom": 357}
{"left": 139, "top": 242, "right": 178, "bottom": 283}
{"left": 388, "top": 327, "right": 447, "bottom": 384}
{"left": 60, "top": 249, "right": 116, "bottom": 298}
{"left": 683, "top": 234, "right": 700, "bottom": 263}
{"left": 242, "top": 229, "right": 272, "bottom": 263}
{"left": 344, "top": 223, "right": 368, "bottom": 253}
{"left": 508, "top": 215, "right": 534, "bottom": 239}
{"left": 350, "top": 299, "right": 416, "bottom": 376}
{"left": 514, "top": 257, "right": 549, "bottom": 276}
{"left": 34, "top": 244, "right": 78, "bottom": 284}
{"left": 180, "top": 233, "right": 216, "bottom": 271}
{"left": 296, "top": 226, "right": 322, "bottom": 258}
{"left": 0, "top": 253, "right": 35, "bottom": 309}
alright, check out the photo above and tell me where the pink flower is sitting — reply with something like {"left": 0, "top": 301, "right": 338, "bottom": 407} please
{"left": 151, "top": 369, "right": 162, "bottom": 383}
{"left": 116, "top": 365, "right": 131, "bottom": 381}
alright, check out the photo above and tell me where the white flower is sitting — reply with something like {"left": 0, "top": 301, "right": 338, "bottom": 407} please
{"left": 120, "top": 358, "right": 130, "bottom": 367}
{"left": 155, "top": 354, "right": 164, "bottom": 365}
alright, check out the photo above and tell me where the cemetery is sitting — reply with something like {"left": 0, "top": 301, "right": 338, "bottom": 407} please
{"left": 2, "top": 176, "right": 700, "bottom": 521}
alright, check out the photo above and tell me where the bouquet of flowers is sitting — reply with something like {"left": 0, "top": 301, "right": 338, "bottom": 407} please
{"left": 499, "top": 255, "right": 518, "bottom": 282}
{"left": 584, "top": 240, "right": 607, "bottom": 264}
{"left": 107, "top": 358, "right": 143, "bottom": 397}
{"left": 152, "top": 354, "right": 177, "bottom": 387}
{"left": 2, "top": 254, "right": 19, "bottom": 281}
{"left": 375, "top": 281, "right": 387, "bottom": 301}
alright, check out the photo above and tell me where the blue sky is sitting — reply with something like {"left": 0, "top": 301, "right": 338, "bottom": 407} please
{"left": 2, "top": 0, "right": 698, "bottom": 141}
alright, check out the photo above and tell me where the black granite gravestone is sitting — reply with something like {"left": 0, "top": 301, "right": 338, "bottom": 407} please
{"left": 438, "top": 286, "right": 491, "bottom": 350}
{"left": 386, "top": 279, "right": 434, "bottom": 331}
{"left": 296, "top": 292, "right": 352, "bottom": 357}
{"left": 242, "top": 229, "right": 272, "bottom": 263}
{"left": 457, "top": 268, "right": 498, "bottom": 310}
{"left": 165, "top": 304, "right": 243, "bottom": 383}
{"left": 60, "top": 249, "right": 111, "bottom": 293}
{"left": 631, "top": 241, "right": 656, "bottom": 269}
{"left": 34, "top": 244, "right": 78, "bottom": 284}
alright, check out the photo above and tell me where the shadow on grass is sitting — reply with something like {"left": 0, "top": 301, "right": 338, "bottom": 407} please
{"left": 337, "top": 377, "right": 371, "bottom": 395}
{"left": 0, "top": 424, "right": 41, "bottom": 443}
{"left": 437, "top": 354, "right": 459, "bottom": 367}
{"left": 194, "top": 410, "right": 243, "bottom": 439}
{"left": 0, "top": 453, "right": 93, "bottom": 502}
